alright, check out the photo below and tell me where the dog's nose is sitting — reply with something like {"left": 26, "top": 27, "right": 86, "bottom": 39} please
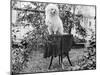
{"left": 52, "top": 9, "right": 56, "bottom": 14}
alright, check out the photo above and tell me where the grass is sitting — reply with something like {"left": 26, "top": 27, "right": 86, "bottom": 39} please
{"left": 20, "top": 48, "right": 87, "bottom": 73}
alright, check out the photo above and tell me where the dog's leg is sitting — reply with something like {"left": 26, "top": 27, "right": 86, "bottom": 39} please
{"left": 66, "top": 52, "right": 72, "bottom": 66}
{"left": 48, "top": 27, "right": 52, "bottom": 35}
{"left": 48, "top": 56, "right": 53, "bottom": 69}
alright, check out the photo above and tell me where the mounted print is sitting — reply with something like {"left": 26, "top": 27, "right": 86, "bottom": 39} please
{"left": 11, "top": 0, "right": 96, "bottom": 74}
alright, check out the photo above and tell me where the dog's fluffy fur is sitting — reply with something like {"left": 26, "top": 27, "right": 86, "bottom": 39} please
{"left": 45, "top": 4, "right": 64, "bottom": 35}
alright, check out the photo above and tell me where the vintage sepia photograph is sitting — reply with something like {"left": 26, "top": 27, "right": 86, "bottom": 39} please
{"left": 11, "top": 0, "right": 96, "bottom": 74}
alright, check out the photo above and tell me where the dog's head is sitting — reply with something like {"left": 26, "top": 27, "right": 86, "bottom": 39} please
{"left": 45, "top": 4, "right": 59, "bottom": 16}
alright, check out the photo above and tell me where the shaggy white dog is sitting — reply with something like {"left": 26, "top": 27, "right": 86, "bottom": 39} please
{"left": 45, "top": 4, "right": 64, "bottom": 35}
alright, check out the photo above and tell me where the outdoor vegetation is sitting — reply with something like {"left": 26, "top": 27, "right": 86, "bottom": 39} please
{"left": 11, "top": 1, "right": 96, "bottom": 74}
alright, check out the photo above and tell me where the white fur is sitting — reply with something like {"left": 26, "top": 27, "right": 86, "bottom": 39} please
{"left": 45, "top": 4, "right": 64, "bottom": 35}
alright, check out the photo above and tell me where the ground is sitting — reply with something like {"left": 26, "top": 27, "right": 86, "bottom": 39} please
{"left": 20, "top": 48, "right": 87, "bottom": 73}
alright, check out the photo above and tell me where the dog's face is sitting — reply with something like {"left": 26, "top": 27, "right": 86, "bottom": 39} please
{"left": 45, "top": 4, "right": 59, "bottom": 16}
